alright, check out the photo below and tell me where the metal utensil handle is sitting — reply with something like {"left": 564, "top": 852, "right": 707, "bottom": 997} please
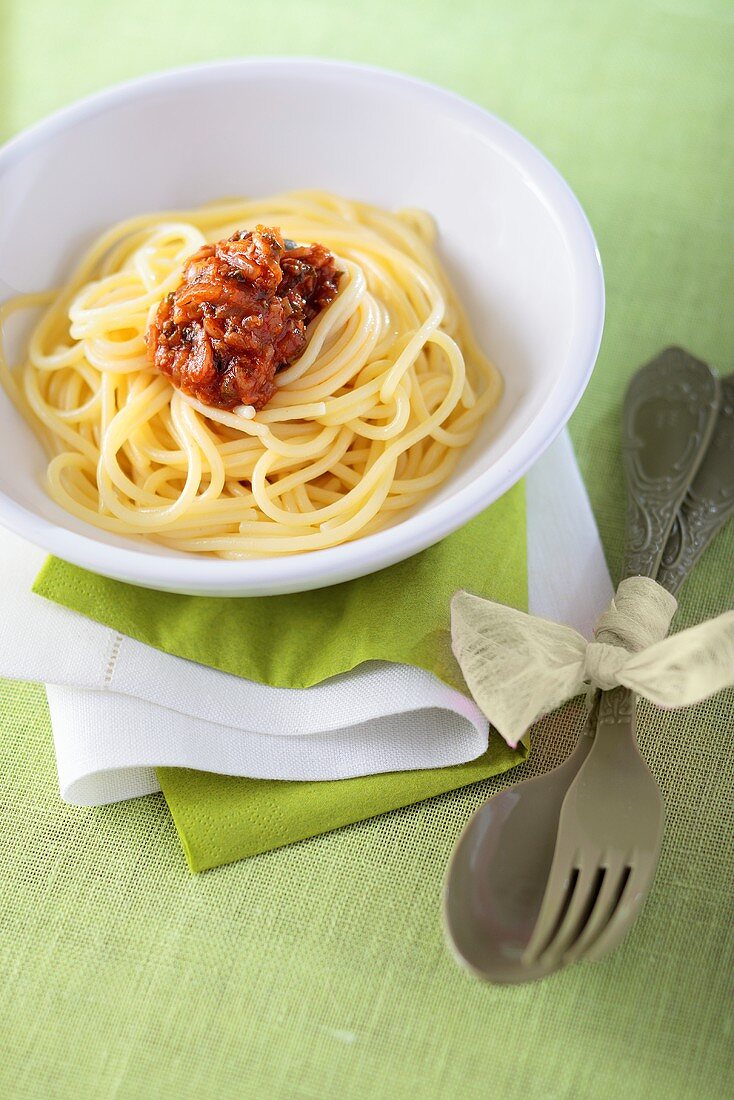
{"left": 656, "top": 374, "right": 734, "bottom": 597}
{"left": 598, "top": 349, "right": 721, "bottom": 726}
{"left": 620, "top": 347, "right": 721, "bottom": 581}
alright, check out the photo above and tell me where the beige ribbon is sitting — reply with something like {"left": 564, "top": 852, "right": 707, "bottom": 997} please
{"left": 451, "top": 576, "right": 734, "bottom": 748}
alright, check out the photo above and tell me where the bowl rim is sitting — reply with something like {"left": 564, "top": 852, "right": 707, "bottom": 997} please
{"left": 0, "top": 56, "right": 605, "bottom": 594}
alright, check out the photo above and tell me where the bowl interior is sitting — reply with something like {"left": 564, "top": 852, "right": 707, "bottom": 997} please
{"left": 0, "top": 60, "right": 601, "bottom": 588}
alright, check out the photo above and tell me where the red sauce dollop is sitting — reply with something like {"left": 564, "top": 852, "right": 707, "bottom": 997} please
{"left": 146, "top": 226, "right": 341, "bottom": 411}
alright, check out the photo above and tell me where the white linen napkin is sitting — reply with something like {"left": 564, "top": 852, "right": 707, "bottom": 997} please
{"left": 0, "top": 432, "right": 612, "bottom": 806}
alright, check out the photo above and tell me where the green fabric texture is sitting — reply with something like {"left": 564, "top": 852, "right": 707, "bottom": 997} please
{"left": 1, "top": 2, "right": 733, "bottom": 1099}
{"left": 33, "top": 484, "right": 527, "bottom": 871}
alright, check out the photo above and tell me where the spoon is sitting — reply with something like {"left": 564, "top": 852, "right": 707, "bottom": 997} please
{"left": 518, "top": 357, "right": 726, "bottom": 972}
{"left": 443, "top": 348, "right": 726, "bottom": 983}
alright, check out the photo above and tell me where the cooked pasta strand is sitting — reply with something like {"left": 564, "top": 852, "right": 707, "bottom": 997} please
{"left": 0, "top": 192, "right": 501, "bottom": 556}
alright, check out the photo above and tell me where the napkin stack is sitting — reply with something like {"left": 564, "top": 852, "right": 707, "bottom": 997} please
{"left": 0, "top": 433, "right": 611, "bottom": 867}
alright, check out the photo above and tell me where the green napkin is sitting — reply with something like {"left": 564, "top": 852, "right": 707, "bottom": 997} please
{"left": 4, "top": 6, "right": 734, "bottom": 1097}
{"left": 34, "top": 481, "right": 527, "bottom": 871}
{"left": 158, "top": 750, "right": 526, "bottom": 872}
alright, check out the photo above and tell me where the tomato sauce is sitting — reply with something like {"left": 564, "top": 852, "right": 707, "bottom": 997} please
{"left": 146, "top": 226, "right": 340, "bottom": 410}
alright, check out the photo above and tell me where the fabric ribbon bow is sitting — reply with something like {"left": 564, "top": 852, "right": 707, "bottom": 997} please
{"left": 451, "top": 576, "right": 734, "bottom": 748}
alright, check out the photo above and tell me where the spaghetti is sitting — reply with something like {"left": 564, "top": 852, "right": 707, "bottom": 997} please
{"left": 0, "top": 191, "right": 501, "bottom": 557}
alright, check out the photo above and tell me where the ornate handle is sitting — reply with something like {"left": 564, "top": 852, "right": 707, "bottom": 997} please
{"left": 621, "top": 347, "right": 720, "bottom": 580}
{"left": 598, "top": 349, "right": 721, "bottom": 730}
{"left": 656, "top": 375, "right": 734, "bottom": 596}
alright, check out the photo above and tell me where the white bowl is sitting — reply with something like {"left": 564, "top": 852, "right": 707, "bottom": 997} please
{"left": 0, "top": 59, "right": 604, "bottom": 596}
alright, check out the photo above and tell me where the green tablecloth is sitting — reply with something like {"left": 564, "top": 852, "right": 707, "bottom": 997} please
{"left": 1, "top": 2, "right": 732, "bottom": 1097}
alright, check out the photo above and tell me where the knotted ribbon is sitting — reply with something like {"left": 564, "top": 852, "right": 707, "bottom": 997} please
{"left": 451, "top": 576, "right": 734, "bottom": 748}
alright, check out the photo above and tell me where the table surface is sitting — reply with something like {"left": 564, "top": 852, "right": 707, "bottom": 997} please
{"left": 1, "top": 3, "right": 733, "bottom": 1098}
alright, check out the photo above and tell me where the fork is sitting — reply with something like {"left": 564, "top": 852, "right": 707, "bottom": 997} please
{"left": 522, "top": 348, "right": 722, "bottom": 970}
